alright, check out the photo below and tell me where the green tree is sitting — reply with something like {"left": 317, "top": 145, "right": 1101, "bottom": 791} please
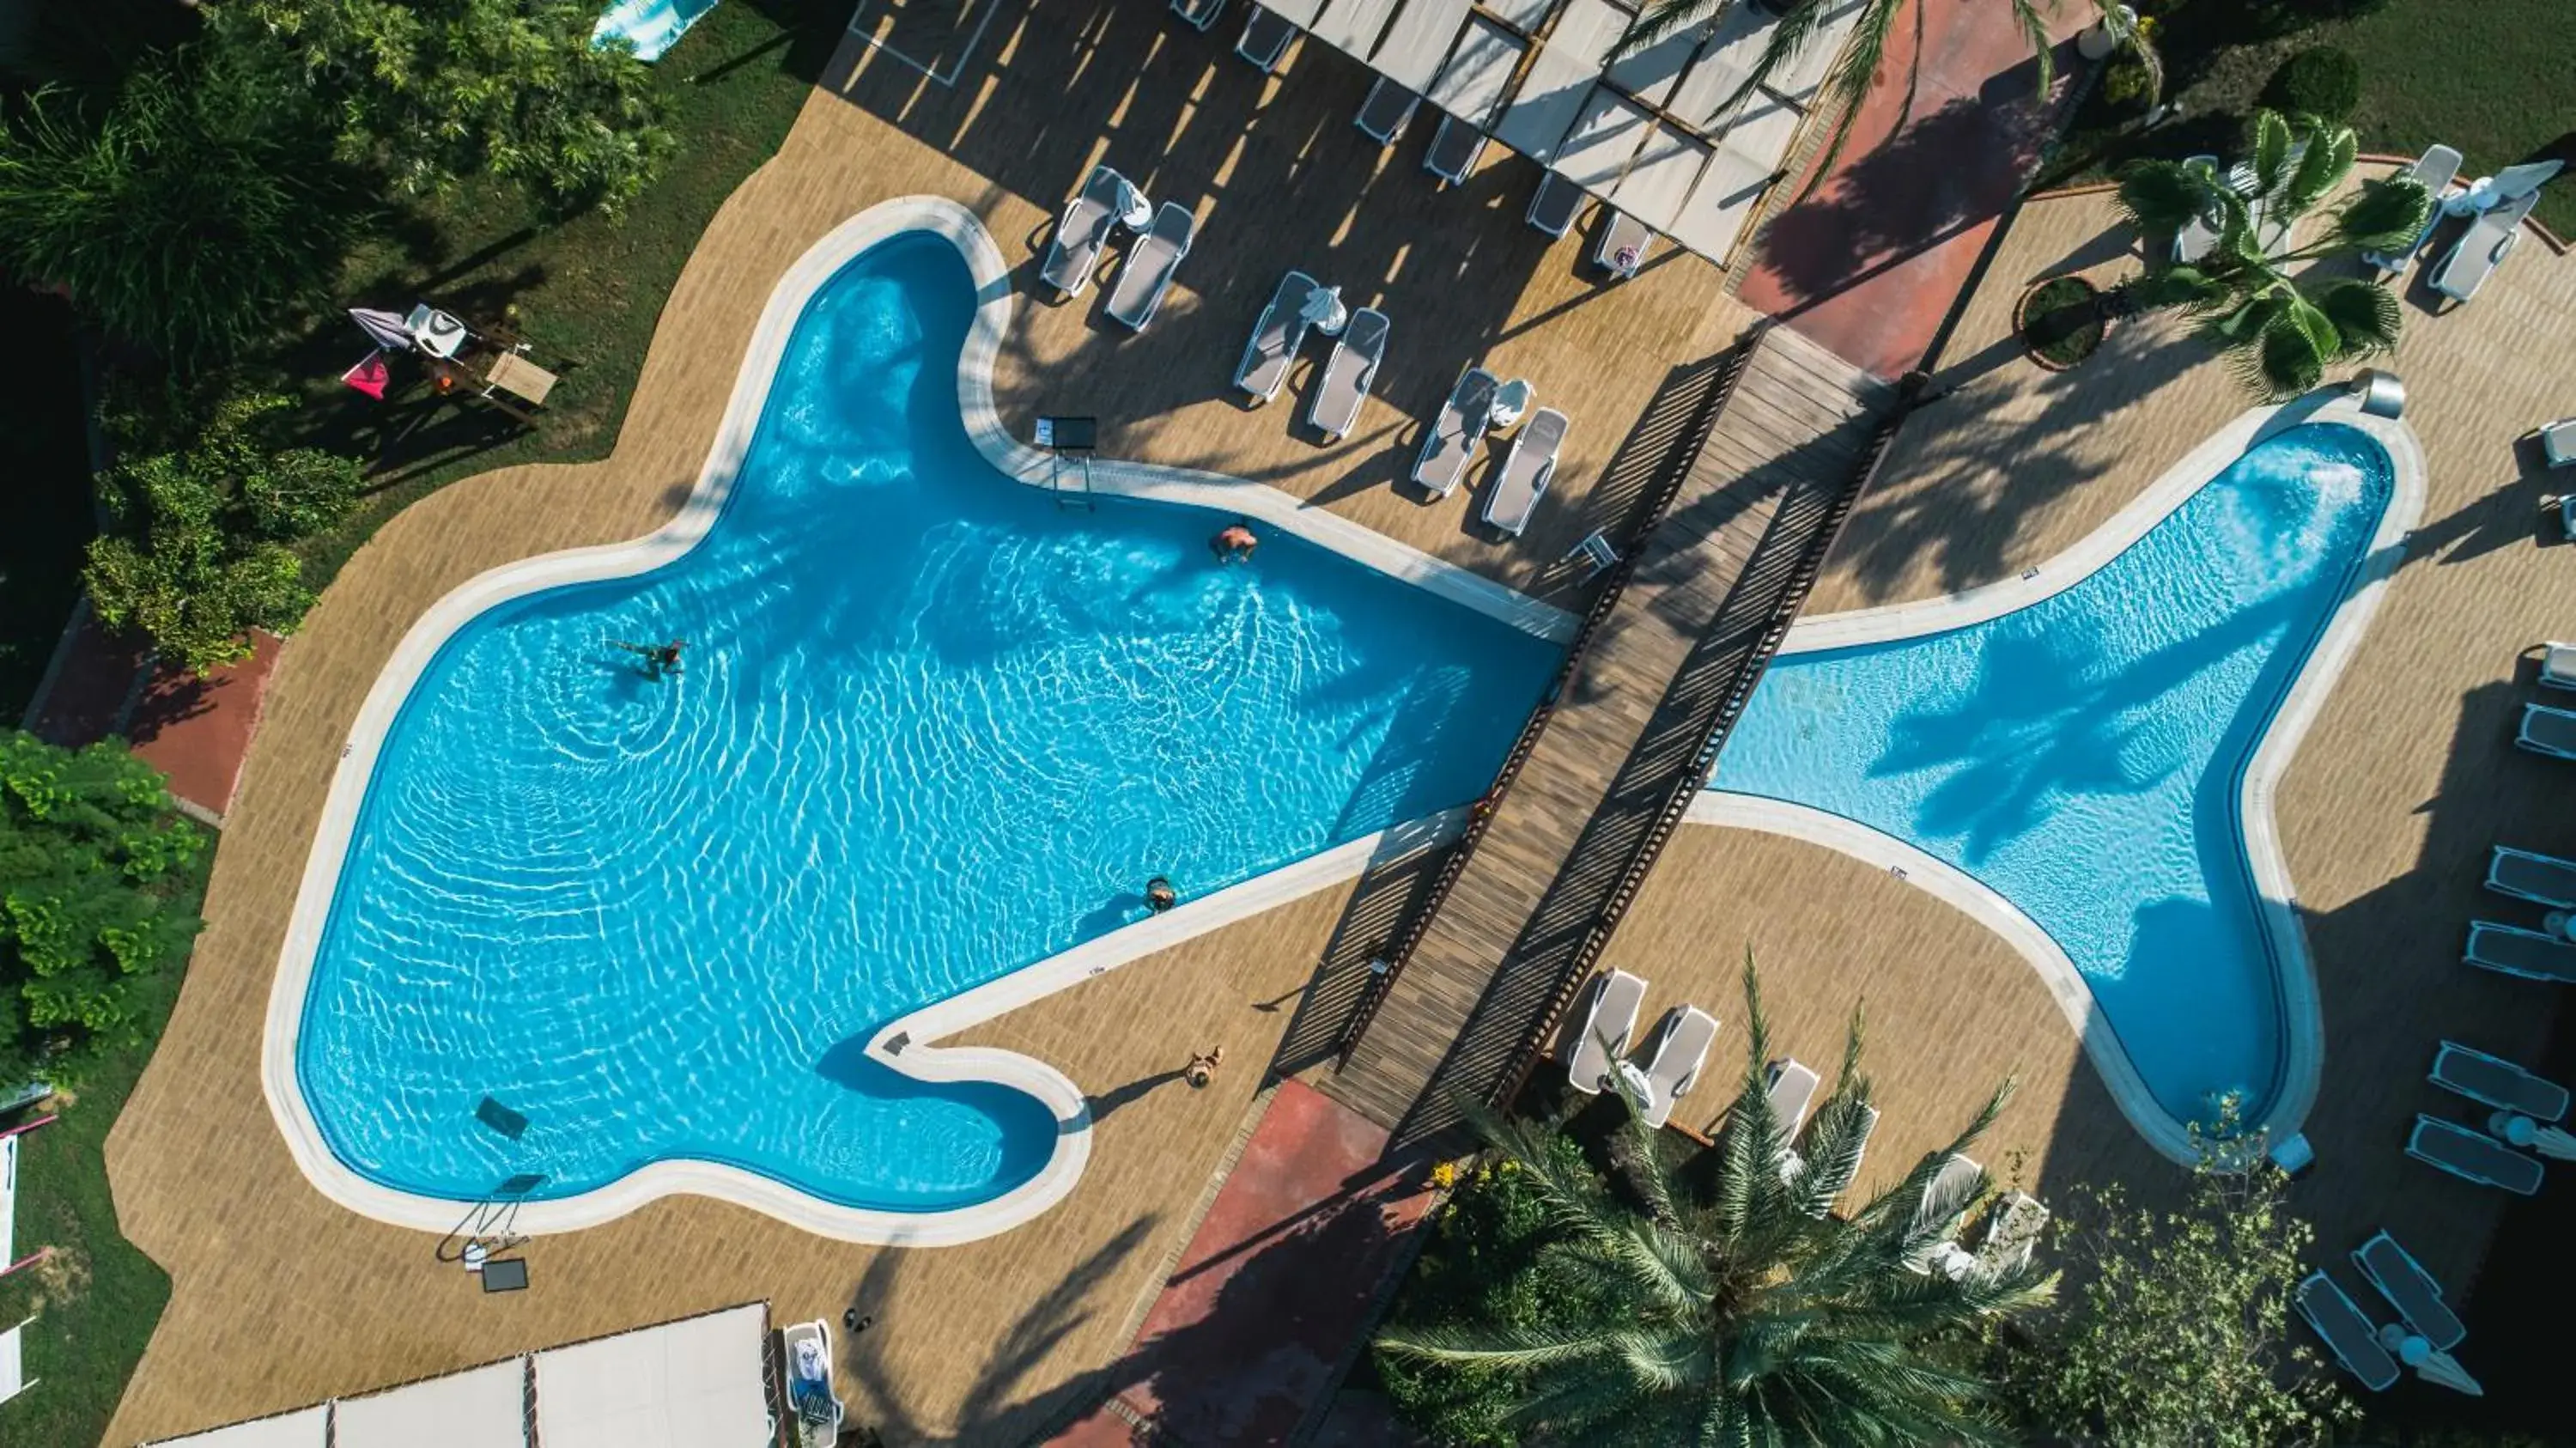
{"left": 2008, "top": 1116, "right": 2354, "bottom": 1446}
{"left": 1375, "top": 959, "right": 2050, "bottom": 1446}
{"left": 220, "top": 0, "right": 676, "bottom": 216}
{"left": 85, "top": 392, "right": 364, "bottom": 674}
{"left": 1615, "top": 0, "right": 2158, "bottom": 184}
{"left": 2112, "top": 108, "right": 2430, "bottom": 399}
{"left": 0, "top": 731, "right": 204, "bottom": 1086}
{"left": 0, "top": 40, "right": 373, "bottom": 368}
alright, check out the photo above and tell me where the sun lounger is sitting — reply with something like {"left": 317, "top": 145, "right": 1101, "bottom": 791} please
{"left": 784, "top": 1319, "right": 846, "bottom": 1435}
{"left": 2516, "top": 702, "right": 2576, "bottom": 759}
{"left": 2171, "top": 155, "right": 2224, "bottom": 264}
{"left": 2362, "top": 143, "right": 2463, "bottom": 272}
{"left": 1483, "top": 407, "right": 1567, "bottom": 537}
{"left": 1106, "top": 202, "right": 1195, "bottom": 332}
{"left": 1563, "top": 969, "right": 1647, "bottom": 1094}
{"left": 1356, "top": 77, "right": 1418, "bottom": 145}
{"left": 1039, "top": 164, "right": 1133, "bottom": 299}
{"left": 1307, "top": 307, "right": 1389, "bottom": 441}
{"left": 1413, "top": 367, "right": 1498, "bottom": 498}
{"left": 2487, "top": 845, "right": 2576, "bottom": 909}
{"left": 1764, "top": 1057, "right": 1820, "bottom": 1136}
{"left": 1237, "top": 4, "right": 1297, "bottom": 70}
{"left": 1425, "top": 115, "right": 1485, "bottom": 183}
{"left": 2431, "top": 189, "right": 2540, "bottom": 303}
{"left": 2545, "top": 421, "right": 2576, "bottom": 469}
{"left": 2408, "top": 1114, "right": 2545, "bottom": 1195}
{"left": 2297, "top": 1273, "right": 2402, "bottom": 1391}
{"left": 2432, "top": 1040, "right": 2570, "bottom": 1123}
{"left": 1633, "top": 1005, "right": 1720, "bottom": 1129}
{"left": 2465, "top": 920, "right": 2576, "bottom": 984}
{"left": 2538, "top": 642, "right": 2576, "bottom": 689}
{"left": 1235, "top": 270, "right": 1327, "bottom": 404}
{"left": 2352, "top": 1231, "right": 2465, "bottom": 1352}
{"left": 1528, "top": 171, "right": 1585, "bottom": 237}
{"left": 1595, "top": 209, "right": 1651, "bottom": 277}
{"left": 1172, "top": 0, "right": 1225, "bottom": 29}
{"left": 1926, "top": 1188, "right": 2047, "bottom": 1282}
{"left": 1565, "top": 529, "right": 1619, "bottom": 579}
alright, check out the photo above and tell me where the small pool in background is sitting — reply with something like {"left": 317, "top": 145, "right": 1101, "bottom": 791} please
{"left": 1711, "top": 423, "right": 2395, "bottom": 1128}
{"left": 297, "top": 232, "right": 1559, "bottom": 1214}
{"left": 593, "top": 0, "right": 718, "bottom": 61}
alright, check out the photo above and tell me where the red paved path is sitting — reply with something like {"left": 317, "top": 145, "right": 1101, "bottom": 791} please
{"left": 1735, "top": 0, "right": 2091, "bottom": 378}
{"left": 1048, "top": 1080, "right": 1437, "bottom": 1447}
{"left": 26, "top": 608, "right": 280, "bottom": 822}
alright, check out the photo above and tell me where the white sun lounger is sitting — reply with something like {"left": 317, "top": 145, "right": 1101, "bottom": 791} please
{"left": 1483, "top": 406, "right": 1567, "bottom": 537}
{"left": 2169, "top": 155, "right": 2224, "bottom": 264}
{"left": 1171, "top": 0, "right": 1226, "bottom": 31}
{"left": 1563, "top": 969, "right": 1647, "bottom": 1094}
{"left": 2487, "top": 845, "right": 2576, "bottom": 909}
{"left": 2432, "top": 188, "right": 2540, "bottom": 303}
{"left": 1633, "top": 1005, "right": 1720, "bottom": 1129}
{"left": 1235, "top": 270, "right": 1327, "bottom": 404}
{"left": 1413, "top": 367, "right": 1498, "bottom": 497}
{"left": 1763, "top": 1057, "right": 1820, "bottom": 1135}
{"left": 2545, "top": 423, "right": 2576, "bottom": 470}
{"left": 2433, "top": 1040, "right": 2570, "bottom": 1123}
{"left": 1307, "top": 307, "right": 1388, "bottom": 441}
{"left": 2353, "top": 1231, "right": 2465, "bottom": 1353}
{"left": 2515, "top": 702, "right": 2576, "bottom": 759}
{"left": 1106, "top": 202, "right": 1195, "bottom": 332}
{"left": 1904, "top": 1153, "right": 1986, "bottom": 1271}
{"left": 2297, "top": 1272, "right": 2402, "bottom": 1391}
{"left": 2363, "top": 143, "right": 2463, "bottom": 272}
{"left": 1237, "top": 5, "right": 1297, "bottom": 70}
{"left": 2408, "top": 1114, "right": 2545, "bottom": 1195}
{"left": 1926, "top": 1188, "right": 2047, "bottom": 1283}
{"left": 1039, "top": 164, "right": 1133, "bottom": 299}
{"left": 2465, "top": 920, "right": 2576, "bottom": 984}
{"left": 2539, "top": 641, "right": 2576, "bottom": 688}
{"left": 1355, "top": 77, "right": 1419, "bottom": 145}
{"left": 783, "top": 1319, "right": 845, "bottom": 1437}
{"left": 1595, "top": 209, "right": 1651, "bottom": 277}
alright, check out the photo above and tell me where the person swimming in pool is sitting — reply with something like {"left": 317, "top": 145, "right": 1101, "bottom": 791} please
{"left": 1212, "top": 523, "right": 1258, "bottom": 563}
{"left": 613, "top": 638, "right": 686, "bottom": 679}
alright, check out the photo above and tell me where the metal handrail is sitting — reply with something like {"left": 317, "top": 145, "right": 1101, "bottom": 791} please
{"left": 1332, "top": 326, "right": 1770, "bottom": 1062}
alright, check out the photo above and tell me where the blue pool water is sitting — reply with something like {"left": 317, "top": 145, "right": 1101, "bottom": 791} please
{"left": 1711, "top": 423, "right": 2393, "bottom": 1125}
{"left": 299, "top": 233, "right": 1558, "bottom": 1212}
{"left": 593, "top": 0, "right": 718, "bottom": 62}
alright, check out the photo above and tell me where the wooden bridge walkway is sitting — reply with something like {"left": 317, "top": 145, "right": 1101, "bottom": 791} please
{"left": 1323, "top": 325, "right": 1896, "bottom": 1142}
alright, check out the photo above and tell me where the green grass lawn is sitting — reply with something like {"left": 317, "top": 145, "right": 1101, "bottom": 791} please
{"left": 2046, "top": 0, "right": 2576, "bottom": 238}
{"left": 0, "top": 847, "right": 204, "bottom": 1448}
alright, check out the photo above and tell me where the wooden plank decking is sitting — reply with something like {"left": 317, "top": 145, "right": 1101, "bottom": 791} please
{"left": 1327, "top": 327, "right": 1893, "bottom": 1138}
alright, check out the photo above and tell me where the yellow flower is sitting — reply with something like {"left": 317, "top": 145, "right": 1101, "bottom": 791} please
{"left": 1430, "top": 1161, "right": 1460, "bottom": 1189}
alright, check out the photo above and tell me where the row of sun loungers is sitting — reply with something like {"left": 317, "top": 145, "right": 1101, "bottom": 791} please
{"left": 1040, "top": 165, "right": 1200, "bottom": 334}
{"left": 1407, "top": 367, "right": 1567, "bottom": 533}
{"left": 1560, "top": 970, "right": 1716, "bottom": 1129}
{"left": 2300, "top": 1231, "right": 2482, "bottom": 1396}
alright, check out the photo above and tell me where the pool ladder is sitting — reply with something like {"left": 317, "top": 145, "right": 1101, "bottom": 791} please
{"left": 1050, "top": 451, "right": 1095, "bottom": 509}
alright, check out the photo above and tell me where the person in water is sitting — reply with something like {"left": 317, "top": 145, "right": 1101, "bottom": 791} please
{"left": 1145, "top": 875, "right": 1178, "bottom": 913}
{"left": 1211, "top": 523, "right": 1258, "bottom": 563}
{"left": 613, "top": 638, "right": 686, "bottom": 679}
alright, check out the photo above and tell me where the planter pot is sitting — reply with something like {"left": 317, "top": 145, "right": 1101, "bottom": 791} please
{"left": 2014, "top": 275, "right": 2110, "bottom": 371}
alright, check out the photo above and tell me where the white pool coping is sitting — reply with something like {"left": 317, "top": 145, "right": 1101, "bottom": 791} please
{"left": 1690, "top": 392, "right": 2426, "bottom": 1165}
{"left": 259, "top": 194, "right": 1553, "bottom": 1246}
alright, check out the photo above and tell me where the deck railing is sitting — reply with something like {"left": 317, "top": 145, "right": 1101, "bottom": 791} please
{"left": 1487, "top": 391, "right": 1917, "bottom": 1111}
{"left": 1332, "top": 325, "right": 1770, "bottom": 1063}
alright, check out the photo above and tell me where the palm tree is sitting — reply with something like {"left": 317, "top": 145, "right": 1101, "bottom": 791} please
{"left": 1376, "top": 958, "right": 2052, "bottom": 1446}
{"left": 1614, "top": 0, "right": 2156, "bottom": 186}
{"left": 2111, "top": 109, "right": 2432, "bottom": 399}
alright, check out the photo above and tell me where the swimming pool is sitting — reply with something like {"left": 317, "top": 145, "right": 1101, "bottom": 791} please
{"left": 1707, "top": 415, "right": 2417, "bottom": 1154}
{"left": 278, "top": 210, "right": 1558, "bottom": 1235}
{"left": 593, "top": 0, "right": 718, "bottom": 62}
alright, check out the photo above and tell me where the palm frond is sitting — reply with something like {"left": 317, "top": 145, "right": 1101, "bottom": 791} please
{"left": 2324, "top": 174, "right": 2433, "bottom": 256}
{"left": 2278, "top": 123, "right": 2357, "bottom": 220}
{"left": 1375, "top": 1319, "right": 1629, "bottom": 1369}
{"left": 2114, "top": 158, "right": 2217, "bottom": 236}
{"left": 2248, "top": 109, "right": 2294, "bottom": 198}
{"left": 2233, "top": 309, "right": 2330, "bottom": 399}
{"left": 2307, "top": 275, "right": 2401, "bottom": 356}
{"left": 2008, "top": 0, "right": 2054, "bottom": 103}
{"left": 1793, "top": 0, "right": 1907, "bottom": 192}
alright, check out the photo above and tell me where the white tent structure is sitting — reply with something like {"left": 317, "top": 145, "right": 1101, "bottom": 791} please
{"left": 0, "top": 1316, "right": 35, "bottom": 1413}
{"left": 143, "top": 1304, "right": 777, "bottom": 1448}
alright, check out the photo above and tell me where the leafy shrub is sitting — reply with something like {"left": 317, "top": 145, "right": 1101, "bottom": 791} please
{"left": 0, "top": 732, "right": 204, "bottom": 1086}
{"left": 0, "top": 40, "right": 370, "bottom": 368}
{"left": 84, "top": 392, "right": 362, "bottom": 674}
{"left": 2263, "top": 46, "right": 2363, "bottom": 123}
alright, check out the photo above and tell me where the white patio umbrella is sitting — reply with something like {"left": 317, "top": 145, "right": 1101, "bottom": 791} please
{"left": 1300, "top": 284, "right": 1349, "bottom": 337}
{"left": 349, "top": 307, "right": 416, "bottom": 352}
{"left": 2380, "top": 1325, "right": 2483, "bottom": 1396}
{"left": 2489, "top": 1110, "right": 2576, "bottom": 1161}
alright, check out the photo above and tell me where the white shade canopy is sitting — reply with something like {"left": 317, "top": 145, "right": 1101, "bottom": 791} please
{"left": 1428, "top": 16, "right": 1527, "bottom": 125}
{"left": 147, "top": 1407, "right": 332, "bottom": 1448}
{"left": 334, "top": 1360, "right": 525, "bottom": 1448}
{"left": 533, "top": 1303, "right": 771, "bottom": 1448}
{"left": 1613, "top": 123, "right": 1716, "bottom": 231}
{"left": 1554, "top": 87, "right": 1658, "bottom": 198}
{"left": 1370, "top": 0, "right": 1473, "bottom": 92}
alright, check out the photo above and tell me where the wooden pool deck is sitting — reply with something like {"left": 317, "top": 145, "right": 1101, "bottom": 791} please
{"left": 92, "top": 9, "right": 2576, "bottom": 1435}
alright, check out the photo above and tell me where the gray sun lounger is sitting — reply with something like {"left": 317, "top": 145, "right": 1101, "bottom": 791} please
{"left": 1483, "top": 406, "right": 1567, "bottom": 538}
{"left": 2297, "top": 1273, "right": 2401, "bottom": 1391}
{"left": 2432, "top": 188, "right": 2540, "bottom": 303}
{"left": 2487, "top": 845, "right": 2576, "bottom": 909}
{"left": 1106, "top": 202, "right": 1195, "bottom": 332}
{"left": 1595, "top": 209, "right": 1652, "bottom": 277}
{"left": 1413, "top": 367, "right": 1498, "bottom": 498}
{"left": 2170, "top": 155, "right": 2224, "bottom": 264}
{"left": 2466, "top": 920, "right": 2576, "bottom": 984}
{"left": 1635, "top": 1005, "right": 1720, "bottom": 1129}
{"left": 1307, "top": 307, "right": 1388, "bottom": 441}
{"left": 1764, "top": 1057, "right": 1821, "bottom": 1137}
{"left": 1563, "top": 968, "right": 1647, "bottom": 1095}
{"left": 2516, "top": 702, "right": 2576, "bottom": 759}
{"left": 2407, "top": 1114, "right": 2544, "bottom": 1195}
{"left": 2363, "top": 143, "right": 2463, "bottom": 272}
{"left": 1236, "top": 5, "right": 1297, "bottom": 70}
{"left": 2353, "top": 1231, "right": 2465, "bottom": 1352}
{"left": 1039, "top": 164, "right": 1132, "bottom": 299}
{"left": 1425, "top": 115, "right": 1485, "bottom": 184}
{"left": 1356, "top": 77, "right": 1418, "bottom": 145}
{"left": 2541, "top": 640, "right": 2576, "bottom": 686}
{"left": 2432, "top": 1039, "right": 2570, "bottom": 1123}
{"left": 1528, "top": 171, "right": 1584, "bottom": 238}
{"left": 1235, "top": 270, "right": 1326, "bottom": 404}
{"left": 1171, "top": 0, "right": 1225, "bottom": 31}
